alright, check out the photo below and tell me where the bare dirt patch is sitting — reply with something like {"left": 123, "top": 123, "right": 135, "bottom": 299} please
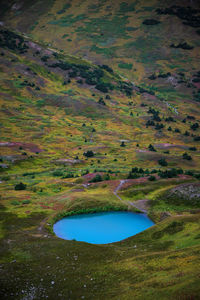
{"left": 0, "top": 141, "right": 43, "bottom": 153}
{"left": 155, "top": 143, "right": 188, "bottom": 150}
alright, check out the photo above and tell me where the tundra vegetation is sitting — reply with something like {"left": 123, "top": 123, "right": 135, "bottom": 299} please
{"left": 0, "top": 0, "right": 200, "bottom": 299}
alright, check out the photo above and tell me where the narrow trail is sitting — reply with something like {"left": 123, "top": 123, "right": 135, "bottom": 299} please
{"left": 113, "top": 180, "right": 128, "bottom": 201}
{"left": 113, "top": 180, "right": 147, "bottom": 214}
{"left": 38, "top": 217, "right": 48, "bottom": 233}
{"left": 89, "top": 133, "right": 94, "bottom": 143}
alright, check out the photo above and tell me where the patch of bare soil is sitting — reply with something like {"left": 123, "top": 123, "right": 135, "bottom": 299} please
{"left": 0, "top": 141, "right": 43, "bottom": 153}
{"left": 155, "top": 143, "right": 188, "bottom": 150}
{"left": 54, "top": 158, "right": 82, "bottom": 165}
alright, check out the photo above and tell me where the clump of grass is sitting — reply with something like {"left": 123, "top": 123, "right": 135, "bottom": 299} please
{"left": 11, "top": 200, "right": 20, "bottom": 206}
{"left": 22, "top": 200, "right": 31, "bottom": 204}
{"left": 118, "top": 63, "right": 133, "bottom": 70}
{"left": 52, "top": 170, "right": 64, "bottom": 177}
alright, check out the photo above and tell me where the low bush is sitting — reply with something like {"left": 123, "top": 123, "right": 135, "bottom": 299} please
{"left": 127, "top": 172, "right": 140, "bottom": 179}
{"left": 53, "top": 170, "right": 64, "bottom": 177}
{"left": 182, "top": 153, "right": 192, "bottom": 160}
{"left": 148, "top": 175, "right": 156, "bottom": 181}
{"left": 190, "top": 123, "right": 199, "bottom": 131}
{"left": 84, "top": 150, "right": 94, "bottom": 157}
{"left": 158, "top": 168, "right": 183, "bottom": 178}
{"left": 170, "top": 42, "right": 194, "bottom": 50}
{"left": 11, "top": 200, "right": 20, "bottom": 206}
{"left": 158, "top": 158, "right": 168, "bottom": 166}
{"left": 98, "top": 98, "right": 106, "bottom": 105}
{"left": 15, "top": 182, "right": 27, "bottom": 190}
{"left": 22, "top": 200, "right": 31, "bottom": 204}
{"left": 143, "top": 19, "right": 161, "bottom": 25}
{"left": 90, "top": 174, "right": 103, "bottom": 182}
{"left": 148, "top": 144, "right": 156, "bottom": 152}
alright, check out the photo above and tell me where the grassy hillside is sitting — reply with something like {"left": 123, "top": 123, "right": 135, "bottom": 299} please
{"left": 1, "top": 0, "right": 200, "bottom": 83}
{"left": 0, "top": 1, "right": 200, "bottom": 299}
{"left": 0, "top": 28, "right": 199, "bottom": 175}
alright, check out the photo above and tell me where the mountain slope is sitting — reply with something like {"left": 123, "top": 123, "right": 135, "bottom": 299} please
{"left": 1, "top": 0, "right": 200, "bottom": 84}
{"left": 0, "top": 2, "right": 200, "bottom": 300}
{"left": 0, "top": 27, "right": 199, "bottom": 175}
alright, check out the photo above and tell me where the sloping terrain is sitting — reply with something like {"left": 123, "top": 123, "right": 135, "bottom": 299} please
{"left": 0, "top": 1, "right": 200, "bottom": 299}
{"left": 0, "top": 28, "right": 199, "bottom": 175}
{"left": 1, "top": 0, "right": 200, "bottom": 83}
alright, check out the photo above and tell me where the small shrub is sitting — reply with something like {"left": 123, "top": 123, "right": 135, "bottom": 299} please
{"left": 190, "top": 123, "right": 199, "bottom": 131}
{"left": 84, "top": 150, "right": 94, "bottom": 157}
{"left": 53, "top": 170, "right": 64, "bottom": 177}
{"left": 182, "top": 153, "right": 192, "bottom": 160}
{"left": 170, "top": 42, "right": 194, "bottom": 50}
{"left": 15, "top": 182, "right": 26, "bottom": 190}
{"left": 187, "top": 115, "right": 195, "bottom": 120}
{"left": 22, "top": 200, "right": 31, "bottom": 204}
{"left": 158, "top": 158, "right": 168, "bottom": 166}
{"left": 148, "top": 74, "right": 156, "bottom": 80}
{"left": 185, "top": 170, "right": 194, "bottom": 176}
{"left": 148, "top": 144, "right": 156, "bottom": 152}
{"left": 100, "top": 64, "right": 113, "bottom": 73}
{"left": 155, "top": 123, "right": 164, "bottom": 130}
{"left": 98, "top": 97, "right": 106, "bottom": 105}
{"left": 174, "top": 128, "right": 181, "bottom": 133}
{"left": 189, "top": 147, "right": 197, "bottom": 151}
{"left": 96, "top": 82, "right": 114, "bottom": 93}
{"left": 104, "top": 173, "right": 110, "bottom": 180}
{"left": 194, "top": 136, "right": 200, "bottom": 141}
{"left": 143, "top": 19, "right": 161, "bottom": 25}
{"left": 62, "top": 173, "right": 74, "bottom": 178}
{"left": 148, "top": 175, "right": 156, "bottom": 181}
{"left": 159, "top": 169, "right": 179, "bottom": 178}
{"left": 41, "top": 55, "right": 49, "bottom": 62}
{"left": 127, "top": 172, "right": 139, "bottom": 179}
{"left": 165, "top": 116, "right": 175, "bottom": 122}
{"left": 184, "top": 131, "right": 190, "bottom": 136}
{"left": 90, "top": 174, "right": 102, "bottom": 182}
{"left": 11, "top": 200, "right": 20, "bottom": 206}
{"left": 146, "top": 120, "right": 155, "bottom": 126}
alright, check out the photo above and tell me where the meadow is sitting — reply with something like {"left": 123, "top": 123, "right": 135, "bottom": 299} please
{"left": 0, "top": 0, "right": 200, "bottom": 298}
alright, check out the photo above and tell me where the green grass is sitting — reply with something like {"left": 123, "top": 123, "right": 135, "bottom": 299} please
{"left": 48, "top": 14, "right": 86, "bottom": 27}
{"left": 90, "top": 45, "right": 118, "bottom": 58}
{"left": 0, "top": 206, "right": 200, "bottom": 299}
{"left": 118, "top": 63, "right": 133, "bottom": 70}
{"left": 76, "top": 15, "right": 130, "bottom": 41}
{"left": 0, "top": 15, "right": 200, "bottom": 299}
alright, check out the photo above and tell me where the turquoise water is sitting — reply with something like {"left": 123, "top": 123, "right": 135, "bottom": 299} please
{"left": 53, "top": 211, "right": 154, "bottom": 244}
